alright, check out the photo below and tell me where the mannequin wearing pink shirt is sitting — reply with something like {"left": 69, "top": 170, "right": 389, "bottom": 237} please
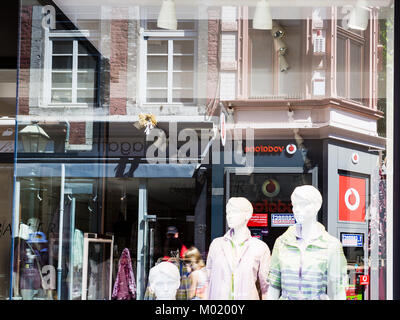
{"left": 206, "top": 197, "right": 271, "bottom": 300}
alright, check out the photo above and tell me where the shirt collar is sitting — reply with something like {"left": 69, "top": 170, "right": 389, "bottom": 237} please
{"left": 285, "top": 222, "right": 328, "bottom": 248}
{"left": 223, "top": 228, "right": 252, "bottom": 244}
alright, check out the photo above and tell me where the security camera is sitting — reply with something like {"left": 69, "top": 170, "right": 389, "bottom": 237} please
{"left": 271, "top": 21, "right": 286, "bottom": 40}
{"left": 274, "top": 38, "right": 288, "bottom": 56}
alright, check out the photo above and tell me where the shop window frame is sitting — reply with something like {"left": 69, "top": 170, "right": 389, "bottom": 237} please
{"left": 336, "top": 26, "right": 367, "bottom": 105}
{"left": 140, "top": 20, "right": 198, "bottom": 106}
{"left": 42, "top": 30, "right": 100, "bottom": 108}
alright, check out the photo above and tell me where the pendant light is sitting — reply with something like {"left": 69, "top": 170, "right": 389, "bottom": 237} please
{"left": 347, "top": 0, "right": 369, "bottom": 31}
{"left": 157, "top": 0, "right": 177, "bottom": 30}
{"left": 253, "top": 0, "right": 272, "bottom": 30}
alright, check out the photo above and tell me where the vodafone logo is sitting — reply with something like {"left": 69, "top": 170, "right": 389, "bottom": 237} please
{"left": 286, "top": 144, "right": 297, "bottom": 155}
{"left": 262, "top": 179, "right": 280, "bottom": 198}
{"left": 344, "top": 188, "right": 361, "bottom": 211}
{"left": 352, "top": 153, "right": 359, "bottom": 164}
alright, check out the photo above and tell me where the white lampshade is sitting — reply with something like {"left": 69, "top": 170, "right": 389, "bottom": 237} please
{"left": 253, "top": 0, "right": 272, "bottom": 30}
{"left": 347, "top": 0, "right": 369, "bottom": 31}
{"left": 157, "top": 0, "right": 177, "bottom": 30}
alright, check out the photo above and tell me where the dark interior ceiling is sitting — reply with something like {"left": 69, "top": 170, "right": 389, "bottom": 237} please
{"left": 0, "top": 1, "right": 18, "bottom": 69}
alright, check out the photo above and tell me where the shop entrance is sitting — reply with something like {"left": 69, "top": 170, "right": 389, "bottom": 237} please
{"left": 225, "top": 167, "right": 317, "bottom": 252}
{"left": 11, "top": 163, "right": 208, "bottom": 300}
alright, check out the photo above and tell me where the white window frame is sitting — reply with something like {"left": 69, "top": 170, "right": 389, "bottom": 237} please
{"left": 140, "top": 26, "right": 198, "bottom": 106}
{"left": 43, "top": 30, "right": 98, "bottom": 108}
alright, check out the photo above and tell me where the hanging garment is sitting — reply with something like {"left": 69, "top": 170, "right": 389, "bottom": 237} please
{"left": 268, "top": 222, "right": 348, "bottom": 300}
{"left": 206, "top": 228, "right": 271, "bottom": 300}
{"left": 112, "top": 248, "right": 137, "bottom": 300}
{"left": 72, "top": 229, "right": 84, "bottom": 269}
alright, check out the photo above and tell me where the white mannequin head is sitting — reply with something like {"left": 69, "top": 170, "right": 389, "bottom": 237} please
{"left": 148, "top": 261, "right": 180, "bottom": 300}
{"left": 226, "top": 197, "right": 253, "bottom": 229}
{"left": 291, "top": 185, "right": 322, "bottom": 225}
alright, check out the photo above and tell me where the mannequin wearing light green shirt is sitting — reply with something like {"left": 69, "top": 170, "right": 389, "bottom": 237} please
{"left": 267, "top": 185, "right": 348, "bottom": 300}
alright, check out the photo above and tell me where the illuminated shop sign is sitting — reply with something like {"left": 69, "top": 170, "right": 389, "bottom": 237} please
{"left": 252, "top": 200, "right": 293, "bottom": 213}
{"left": 262, "top": 179, "right": 280, "bottom": 197}
{"left": 244, "top": 144, "right": 298, "bottom": 155}
{"left": 338, "top": 175, "right": 367, "bottom": 222}
{"left": 271, "top": 213, "right": 296, "bottom": 227}
{"left": 247, "top": 214, "right": 268, "bottom": 227}
{"left": 341, "top": 233, "right": 364, "bottom": 247}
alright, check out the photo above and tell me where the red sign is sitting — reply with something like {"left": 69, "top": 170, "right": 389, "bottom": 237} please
{"left": 359, "top": 275, "right": 369, "bottom": 285}
{"left": 247, "top": 214, "right": 268, "bottom": 227}
{"left": 339, "top": 175, "right": 366, "bottom": 222}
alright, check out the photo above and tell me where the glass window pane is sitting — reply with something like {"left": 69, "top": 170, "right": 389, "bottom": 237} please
{"left": 51, "top": 90, "right": 72, "bottom": 103}
{"left": 250, "top": 30, "right": 274, "bottom": 97}
{"left": 173, "top": 72, "right": 193, "bottom": 88}
{"left": 78, "top": 71, "right": 96, "bottom": 89}
{"left": 173, "top": 41, "right": 194, "bottom": 55}
{"left": 147, "top": 89, "right": 167, "bottom": 103}
{"left": 147, "top": 40, "right": 168, "bottom": 54}
{"left": 147, "top": 56, "right": 168, "bottom": 71}
{"left": 337, "top": 37, "right": 346, "bottom": 98}
{"left": 78, "top": 41, "right": 98, "bottom": 55}
{"left": 52, "top": 56, "right": 72, "bottom": 71}
{"left": 350, "top": 41, "right": 362, "bottom": 102}
{"left": 52, "top": 72, "right": 72, "bottom": 88}
{"left": 173, "top": 89, "right": 193, "bottom": 103}
{"left": 173, "top": 56, "right": 193, "bottom": 71}
{"left": 147, "top": 72, "right": 168, "bottom": 88}
{"left": 77, "top": 89, "right": 96, "bottom": 103}
{"left": 52, "top": 40, "right": 73, "bottom": 54}
{"left": 78, "top": 56, "right": 97, "bottom": 70}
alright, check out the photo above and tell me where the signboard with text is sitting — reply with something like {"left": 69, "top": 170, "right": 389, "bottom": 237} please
{"left": 338, "top": 175, "right": 367, "bottom": 222}
{"left": 247, "top": 214, "right": 268, "bottom": 227}
{"left": 271, "top": 213, "right": 296, "bottom": 227}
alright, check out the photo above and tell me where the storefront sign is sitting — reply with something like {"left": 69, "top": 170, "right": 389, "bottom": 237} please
{"left": 247, "top": 214, "right": 268, "bottom": 227}
{"left": 341, "top": 233, "right": 364, "bottom": 247}
{"left": 244, "top": 144, "right": 297, "bottom": 155}
{"left": 359, "top": 275, "right": 369, "bottom": 285}
{"left": 261, "top": 179, "right": 280, "bottom": 197}
{"left": 252, "top": 200, "right": 293, "bottom": 213}
{"left": 271, "top": 213, "right": 296, "bottom": 227}
{"left": 351, "top": 153, "right": 359, "bottom": 164}
{"left": 106, "top": 138, "right": 145, "bottom": 157}
{"left": 339, "top": 175, "right": 366, "bottom": 222}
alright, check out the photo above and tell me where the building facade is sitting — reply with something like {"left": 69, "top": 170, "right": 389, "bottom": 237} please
{"left": 4, "top": 0, "right": 394, "bottom": 300}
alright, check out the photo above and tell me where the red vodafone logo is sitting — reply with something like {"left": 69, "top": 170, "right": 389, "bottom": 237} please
{"left": 344, "top": 188, "right": 360, "bottom": 211}
{"left": 286, "top": 144, "right": 297, "bottom": 155}
{"left": 352, "top": 153, "right": 359, "bottom": 164}
{"left": 339, "top": 175, "right": 366, "bottom": 222}
{"left": 262, "top": 179, "right": 280, "bottom": 197}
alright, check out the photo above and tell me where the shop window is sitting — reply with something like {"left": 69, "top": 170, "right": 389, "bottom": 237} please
{"left": 336, "top": 28, "right": 365, "bottom": 103}
{"left": 143, "top": 21, "right": 196, "bottom": 104}
{"left": 45, "top": 37, "right": 99, "bottom": 106}
{"left": 248, "top": 20, "right": 303, "bottom": 99}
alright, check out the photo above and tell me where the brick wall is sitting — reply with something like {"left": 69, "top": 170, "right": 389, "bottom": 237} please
{"left": 109, "top": 8, "right": 129, "bottom": 115}
{"left": 207, "top": 9, "right": 220, "bottom": 116}
{"left": 68, "top": 122, "right": 86, "bottom": 145}
{"left": 18, "top": 5, "right": 33, "bottom": 115}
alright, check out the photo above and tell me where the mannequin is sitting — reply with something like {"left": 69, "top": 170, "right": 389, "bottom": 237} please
{"left": 14, "top": 218, "right": 43, "bottom": 299}
{"left": 267, "top": 185, "right": 348, "bottom": 300}
{"left": 206, "top": 197, "right": 270, "bottom": 300}
{"left": 148, "top": 261, "right": 180, "bottom": 300}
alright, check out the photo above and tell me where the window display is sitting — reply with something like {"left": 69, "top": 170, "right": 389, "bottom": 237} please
{"left": 8, "top": 0, "right": 395, "bottom": 302}
{"left": 267, "top": 185, "right": 348, "bottom": 300}
{"left": 206, "top": 197, "right": 270, "bottom": 300}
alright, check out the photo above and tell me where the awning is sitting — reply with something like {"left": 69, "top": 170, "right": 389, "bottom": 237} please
{"left": 15, "top": 162, "right": 198, "bottom": 178}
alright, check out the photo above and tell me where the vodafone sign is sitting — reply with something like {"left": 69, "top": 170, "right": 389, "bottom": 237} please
{"left": 339, "top": 175, "right": 366, "bottom": 222}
